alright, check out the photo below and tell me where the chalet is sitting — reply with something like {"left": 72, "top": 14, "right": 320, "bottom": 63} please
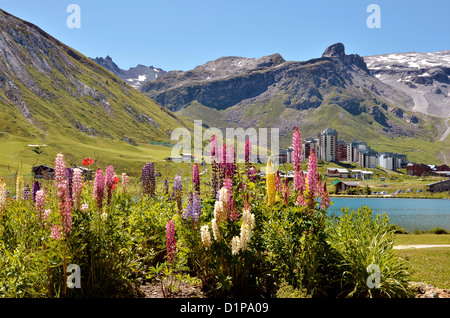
{"left": 426, "top": 179, "right": 450, "bottom": 193}
{"left": 352, "top": 170, "right": 374, "bottom": 180}
{"left": 334, "top": 180, "right": 360, "bottom": 194}
{"left": 32, "top": 165, "right": 54, "bottom": 180}
{"left": 326, "top": 168, "right": 349, "bottom": 178}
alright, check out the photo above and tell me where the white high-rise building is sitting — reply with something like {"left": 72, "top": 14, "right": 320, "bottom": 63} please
{"left": 318, "top": 128, "right": 338, "bottom": 162}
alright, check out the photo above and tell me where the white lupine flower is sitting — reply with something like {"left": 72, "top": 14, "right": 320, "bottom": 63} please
{"left": 211, "top": 218, "right": 220, "bottom": 241}
{"left": 200, "top": 225, "right": 212, "bottom": 249}
{"left": 231, "top": 236, "right": 241, "bottom": 255}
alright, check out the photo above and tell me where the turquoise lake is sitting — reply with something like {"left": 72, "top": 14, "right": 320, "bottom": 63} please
{"left": 327, "top": 197, "right": 450, "bottom": 233}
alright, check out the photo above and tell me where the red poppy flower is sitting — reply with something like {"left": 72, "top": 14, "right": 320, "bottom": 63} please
{"left": 82, "top": 157, "right": 94, "bottom": 166}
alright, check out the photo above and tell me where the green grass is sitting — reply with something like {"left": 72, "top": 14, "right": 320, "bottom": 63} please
{"left": 394, "top": 234, "right": 450, "bottom": 289}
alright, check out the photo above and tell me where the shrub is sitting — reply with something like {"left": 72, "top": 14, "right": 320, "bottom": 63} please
{"left": 326, "top": 206, "right": 412, "bottom": 298}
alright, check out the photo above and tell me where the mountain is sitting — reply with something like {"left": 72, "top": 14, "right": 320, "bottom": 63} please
{"left": 141, "top": 43, "right": 449, "bottom": 164}
{"left": 364, "top": 51, "right": 450, "bottom": 118}
{"left": 0, "top": 9, "right": 187, "bottom": 172}
{"left": 91, "top": 56, "right": 166, "bottom": 90}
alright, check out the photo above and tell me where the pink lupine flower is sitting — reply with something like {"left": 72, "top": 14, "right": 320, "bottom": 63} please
{"left": 296, "top": 186, "right": 306, "bottom": 207}
{"left": 105, "top": 165, "right": 115, "bottom": 205}
{"left": 292, "top": 126, "right": 302, "bottom": 169}
{"left": 121, "top": 173, "right": 129, "bottom": 193}
{"left": 93, "top": 169, "right": 105, "bottom": 211}
{"left": 54, "top": 154, "right": 66, "bottom": 186}
{"left": 57, "top": 180, "right": 72, "bottom": 234}
{"left": 210, "top": 134, "right": 217, "bottom": 160}
{"left": 166, "top": 219, "right": 177, "bottom": 263}
{"left": 307, "top": 148, "right": 319, "bottom": 198}
{"left": 72, "top": 168, "right": 83, "bottom": 210}
{"left": 275, "top": 170, "right": 282, "bottom": 193}
{"left": 245, "top": 138, "right": 251, "bottom": 169}
{"left": 35, "top": 189, "right": 46, "bottom": 223}
{"left": 249, "top": 167, "right": 256, "bottom": 182}
{"left": 51, "top": 224, "right": 61, "bottom": 240}
{"left": 193, "top": 163, "right": 200, "bottom": 194}
{"left": 81, "top": 204, "right": 89, "bottom": 212}
{"left": 320, "top": 181, "right": 331, "bottom": 209}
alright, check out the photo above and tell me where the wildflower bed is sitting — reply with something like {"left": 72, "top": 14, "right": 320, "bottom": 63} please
{"left": 0, "top": 128, "right": 412, "bottom": 298}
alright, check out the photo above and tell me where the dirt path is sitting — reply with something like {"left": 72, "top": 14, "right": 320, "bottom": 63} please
{"left": 439, "top": 118, "right": 450, "bottom": 142}
{"left": 394, "top": 244, "right": 450, "bottom": 249}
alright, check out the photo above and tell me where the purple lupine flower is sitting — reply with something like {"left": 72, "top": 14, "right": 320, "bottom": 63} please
{"left": 35, "top": 189, "right": 46, "bottom": 223}
{"left": 183, "top": 192, "right": 202, "bottom": 223}
{"left": 24, "top": 185, "right": 31, "bottom": 200}
{"left": 163, "top": 178, "right": 169, "bottom": 195}
{"left": 32, "top": 180, "right": 41, "bottom": 203}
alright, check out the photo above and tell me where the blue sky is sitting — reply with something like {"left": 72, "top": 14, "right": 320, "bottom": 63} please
{"left": 1, "top": 0, "right": 449, "bottom": 71}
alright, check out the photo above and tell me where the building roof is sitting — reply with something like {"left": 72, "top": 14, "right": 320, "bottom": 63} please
{"left": 336, "top": 181, "right": 360, "bottom": 186}
{"left": 426, "top": 179, "right": 450, "bottom": 186}
{"left": 327, "top": 168, "right": 349, "bottom": 173}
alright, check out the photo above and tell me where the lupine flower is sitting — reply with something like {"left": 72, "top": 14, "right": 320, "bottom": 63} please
{"left": 266, "top": 159, "right": 275, "bottom": 206}
{"left": 320, "top": 181, "right": 331, "bottom": 209}
{"left": 163, "top": 178, "right": 169, "bottom": 195}
{"left": 307, "top": 148, "right": 319, "bottom": 202}
{"left": 183, "top": 191, "right": 202, "bottom": 223}
{"left": 245, "top": 138, "right": 251, "bottom": 172}
{"left": 81, "top": 204, "right": 89, "bottom": 212}
{"left": 292, "top": 126, "right": 302, "bottom": 169}
{"left": 200, "top": 225, "right": 212, "bottom": 250}
{"left": 122, "top": 173, "right": 130, "bottom": 193}
{"left": 249, "top": 167, "right": 256, "bottom": 182}
{"left": 166, "top": 219, "right": 177, "bottom": 263}
{"left": 192, "top": 163, "right": 200, "bottom": 194}
{"left": 24, "top": 185, "right": 31, "bottom": 200}
{"left": 232, "top": 207, "right": 255, "bottom": 255}
{"left": 32, "top": 180, "right": 41, "bottom": 203}
{"left": 231, "top": 236, "right": 241, "bottom": 255}
{"left": 0, "top": 179, "right": 6, "bottom": 217}
{"left": 51, "top": 224, "right": 62, "bottom": 240}
{"left": 141, "top": 162, "right": 155, "bottom": 196}
{"left": 57, "top": 180, "right": 72, "bottom": 234}
{"left": 93, "top": 169, "right": 105, "bottom": 211}
{"left": 43, "top": 209, "right": 51, "bottom": 225}
{"left": 275, "top": 170, "right": 282, "bottom": 193}
{"left": 173, "top": 174, "right": 182, "bottom": 213}
{"left": 65, "top": 168, "right": 73, "bottom": 200}
{"left": 105, "top": 165, "right": 115, "bottom": 205}
{"left": 210, "top": 135, "right": 219, "bottom": 197}
{"left": 16, "top": 174, "right": 24, "bottom": 201}
{"left": 72, "top": 168, "right": 83, "bottom": 210}
{"left": 296, "top": 186, "right": 306, "bottom": 207}
{"left": 211, "top": 218, "right": 220, "bottom": 240}
{"left": 35, "top": 189, "right": 46, "bottom": 223}
{"left": 54, "top": 154, "right": 66, "bottom": 185}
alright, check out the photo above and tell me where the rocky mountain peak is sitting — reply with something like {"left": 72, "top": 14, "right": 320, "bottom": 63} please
{"left": 322, "top": 42, "right": 346, "bottom": 59}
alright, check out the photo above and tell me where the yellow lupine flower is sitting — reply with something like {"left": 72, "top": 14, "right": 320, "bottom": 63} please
{"left": 266, "top": 159, "right": 275, "bottom": 206}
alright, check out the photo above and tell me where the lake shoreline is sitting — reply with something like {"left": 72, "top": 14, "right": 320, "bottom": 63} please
{"left": 330, "top": 195, "right": 449, "bottom": 200}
